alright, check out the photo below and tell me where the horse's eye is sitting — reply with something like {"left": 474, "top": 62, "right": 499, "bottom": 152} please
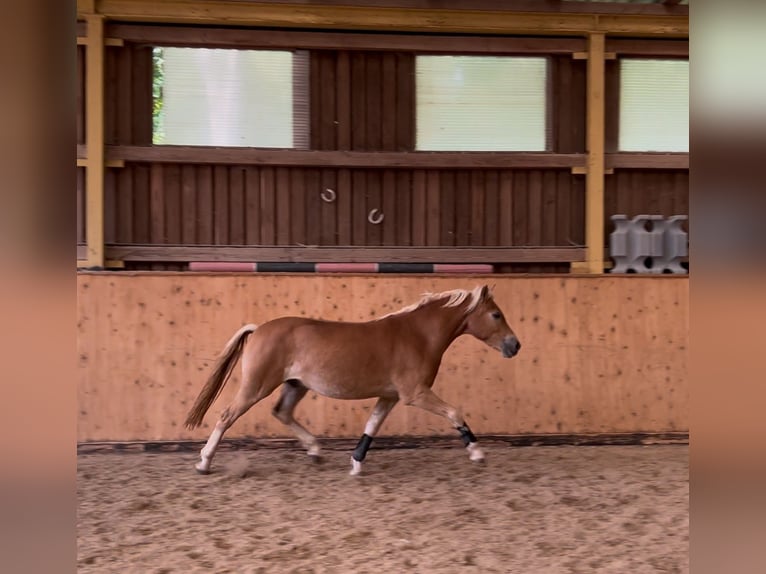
{"left": 491, "top": 311, "right": 502, "bottom": 320}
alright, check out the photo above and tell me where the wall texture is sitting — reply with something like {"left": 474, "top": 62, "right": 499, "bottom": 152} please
{"left": 77, "top": 274, "right": 688, "bottom": 442}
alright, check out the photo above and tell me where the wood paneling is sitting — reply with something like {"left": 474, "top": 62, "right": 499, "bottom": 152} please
{"left": 311, "top": 50, "right": 414, "bottom": 151}
{"left": 105, "top": 164, "right": 586, "bottom": 251}
{"left": 604, "top": 169, "right": 689, "bottom": 236}
{"left": 77, "top": 274, "right": 689, "bottom": 441}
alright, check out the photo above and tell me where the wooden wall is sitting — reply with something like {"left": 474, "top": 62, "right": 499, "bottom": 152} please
{"left": 77, "top": 274, "right": 688, "bottom": 442}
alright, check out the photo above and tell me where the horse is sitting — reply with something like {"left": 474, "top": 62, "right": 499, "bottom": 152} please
{"left": 184, "top": 284, "right": 521, "bottom": 475}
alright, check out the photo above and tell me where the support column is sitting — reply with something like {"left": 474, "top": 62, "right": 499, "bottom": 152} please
{"left": 85, "top": 14, "right": 105, "bottom": 268}
{"left": 584, "top": 32, "right": 606, "bottom": 274}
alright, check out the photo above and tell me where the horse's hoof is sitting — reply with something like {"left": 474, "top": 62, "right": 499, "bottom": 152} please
{"left": 349, "top": 457, "right": 363, "bottom": 476}
{"left": 195, "top": 463, "right": 212, "bottom": 475}
{"left": 467, "top": 444, "right": 485, "bottom": 463}
{"left": 308, "top": 454, "right": 324, "bottom": 464}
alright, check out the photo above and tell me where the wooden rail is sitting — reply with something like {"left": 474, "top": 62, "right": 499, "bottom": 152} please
{"left": 106, "top": 245, "right": 586, "bottom": 263}
{"left": 106, "top": 146, "right": 587, "bottom": 169}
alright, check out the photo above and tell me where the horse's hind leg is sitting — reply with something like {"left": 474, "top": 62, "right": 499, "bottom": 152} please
{"left": 271, "top": 380, "right": 321, "bottom": 460}
{"left": 195, "top": 395, "right": 260, "bottom": 474}
{"left": 349, "top": 397, "right": 398, "bottom": 476}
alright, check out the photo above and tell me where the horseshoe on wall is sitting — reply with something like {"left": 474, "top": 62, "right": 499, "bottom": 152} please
{"left": 368, "top": 208, "right": 384, "bottom": 225}
{"left": 321, "top": 188, "right": 337, "bottom": 203}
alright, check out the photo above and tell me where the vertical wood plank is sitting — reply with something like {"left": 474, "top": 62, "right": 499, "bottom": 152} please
{"left": 77, "top": 46, "right": 86, "bottom": 145}
{"left": 470, "top": 171, "right": 485, "bottom": 246}
{"left": 181, "top": 165, "right": 196, "bottom": 244}
{"left": 605, "top": 60, "right": 620, "bottom": 153}
{"left": 396, "top": 170, "right": 412, "bottom": 246}
{"left": 440, "top": 171, "right": 456, "bottom": 246}
{"left": 542, "top": 171, "right": 558, "bottom": 246}
{"left": 229, "top": 167, "right": 245, "bottom": 245}
{"left": 320, "top": 169, "right": 338, "bottom": 245}
{"left": 585, "top": 32, "right": 606, "bottom": 273}
{"left": 556, "top": 56, "right": 571, "bottom": 152}
{"left": 512, "top": 171, "right": 528, "bottom": 246}
{"left": 85, "top": 14, "right": 105, "bottom": 267}
{"left": 104, "top": 47, "right": 118, "bottom": 145}
{"left": 164, "top": 164, "right": 182, "bottom": 244}
{"left": 196, "top": 166, "right": 213, "bottom": 245}
{"left": 556, "top": 171, "right": 573, "bottom": 246}
{"left": 499, "top": 170, "right": 514, "bottom": 246}
{"left": 133, "top": 165, "right": 150, "bottom": 243}
{"left": 149, "top": 164, "right": 165, "bottom": 243}
{"left": 528, "top": 170, "right": 543, "bottom": 246}
{"left": 484, "top": 170, "right": 499, "bottom": 246}
{"left": 381, "top": 53, "right": 396, "bottom": 151}
{"left": 276, "top": 168, "right": 291, "bottom": 245}
{"left": 305, "top": 168, "right": 322, "bottom": 245}
{"left": 290, "top": 168, "right": 307, "bottom": 245}
{"left": 245, "top": 167, "right": 261, "bottom": 244}
{"left": 116, "top": 167, "right": 133, "bottom": 243}
{"left": 396, "top": 53, "right": 415, "bottom": 151}
{"left": 411, "top": 170, "right": 426, "bottom": 246}
{"left": 213, "top": 166, "right": 229, "bottom": 245}
{"left": 336, "top": 52, "right": 352, "bottom": 151}
{"left": 117, "top": 45, "right": 133, "bottom": 144}
{"left": 77, "top": 167, "right": 86, "bottom": 244}
{"left": 366, "top": 53, "right": 382, "bottom": 151}
{"left": 367, "top": 171, "right": 383, "bottom": 246}
{"left": 309, "top": 52, "right": 322, "bottom": 149}
{"left": 337, "top": 169, "right": 352, "bottom": 245}
{"left": 352, "top": 171, "right": 367, "bottom": 245}
{"left": 382, "top": 170, "right": 397, "bottom": 245}
{"left": 320, "top": 52, "right": 337, "bottom": 150}
{"left": 350, "top": 53, "right": 366, "bottom": 151}
{"left": 104, "top": 169, "right": 116, "bottom": 244}
{"left": 426, "top": 171, "right": 440, "bottom": 246}
{"left": 260, "top": 167, "right": 276, "bottom": 245}
{"left": 454, "top": 171, "right": 471, "bottom": 245}
{"left": 572, "top": 59, "right": 587, "bottom": 154}
{"left": 132, "top": 46, "right": 154, "bottom": 145}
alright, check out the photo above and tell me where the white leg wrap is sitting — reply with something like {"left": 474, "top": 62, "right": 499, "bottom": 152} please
{"left": 307, "top": 444, "right": 321, "bottom": 457}
{"left": 467, "top": 442, "right": 485, "bottom": 462}
{"left": 349, "top": 457, "right": 363, "bottom": 476}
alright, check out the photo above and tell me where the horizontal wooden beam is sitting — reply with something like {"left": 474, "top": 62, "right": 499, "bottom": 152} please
{"left": 606, "top": 38, "right": 688, "bottom": 57}
{"left": 107, "top": 146, "right": 586, "bottom": 169}
{"left": 80, "top": 0, "right": 689, "bottom": 18}
{"left": 106, "top": 245, "right": 586, "bottom": 263}
{"left": 79, "top": 0, "right": 688, "bottom": 37}
{"left": 108, "top": 23, "right": 586, "bottom": 53}
{"left": 606, "top": 153, "right": 688, "bottom": 170}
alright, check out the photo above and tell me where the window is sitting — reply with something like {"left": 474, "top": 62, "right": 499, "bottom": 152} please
{"left": 153, "top": 47, "right": 309, "bottom": 148}
{"left": 619, "top": 59, "right": 689, "bottom": 152}
{"left": 416, "top": 56, "right": 548, "bottom": 151}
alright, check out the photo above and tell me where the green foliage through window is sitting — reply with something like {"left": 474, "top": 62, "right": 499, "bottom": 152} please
{"left": 152, "top": 48, "right": 164, "bottom": 144}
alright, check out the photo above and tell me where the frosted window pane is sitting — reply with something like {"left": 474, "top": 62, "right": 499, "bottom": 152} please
{"left": 416, "top": 56, "right": 547, "bottom": 151}
{"left": 619, "top": 59, "right": 689, "bottom": 152}
{"left": 155, "top": 48, "right": 307, "bottom": 148}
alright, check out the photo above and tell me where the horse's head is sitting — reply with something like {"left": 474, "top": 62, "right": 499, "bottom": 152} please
{"left": 465, "top": 285, "right": 521, "bottom": 359}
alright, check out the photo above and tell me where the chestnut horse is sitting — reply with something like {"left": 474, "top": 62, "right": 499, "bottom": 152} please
{"left": 184, "top": 285, "right": 521, "bottom": 475}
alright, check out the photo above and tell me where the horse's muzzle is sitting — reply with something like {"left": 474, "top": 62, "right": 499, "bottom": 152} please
{"left": 502, "top": 337, "right": 521, "bottom": 358}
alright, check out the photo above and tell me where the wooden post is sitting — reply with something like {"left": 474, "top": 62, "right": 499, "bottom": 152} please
{"left": 584, "top": 32, "right": 606, "bottom": 274}
{"left": 85, "top": 14, "right": 105, "bottom": 268}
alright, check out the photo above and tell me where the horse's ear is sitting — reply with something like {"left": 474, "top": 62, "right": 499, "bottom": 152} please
{"left": 480, "top": 285, "right": 491, "bottom": 300}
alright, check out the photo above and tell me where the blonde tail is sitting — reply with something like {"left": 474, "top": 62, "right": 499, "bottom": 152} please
{"left": 184, "top": 324, "right": 258, "bottom": 429}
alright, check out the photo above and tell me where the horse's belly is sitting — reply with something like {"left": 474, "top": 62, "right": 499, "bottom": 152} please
{"left": 285, "top": 362, "right": 395, "bottom": 400}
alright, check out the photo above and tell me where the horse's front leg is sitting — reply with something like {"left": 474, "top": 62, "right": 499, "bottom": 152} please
{"left": 350, "top": 396, "right": 398, "bottom": 476}
{"left": 405, "top": 389, "right": 485, "bottom": 463}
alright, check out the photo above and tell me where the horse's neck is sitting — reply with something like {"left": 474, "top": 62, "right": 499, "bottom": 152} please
{"left": 409, "top": 301, "right": 468, "bottom": 355}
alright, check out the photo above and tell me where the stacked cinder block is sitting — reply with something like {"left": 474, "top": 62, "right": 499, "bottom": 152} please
{"left": 609, "top": 214, "right": 688, "bottom": 274}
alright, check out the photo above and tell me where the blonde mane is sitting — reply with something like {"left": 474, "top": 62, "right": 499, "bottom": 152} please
{"left": 378, "top": 286, "right": 486, "bottom": 320}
